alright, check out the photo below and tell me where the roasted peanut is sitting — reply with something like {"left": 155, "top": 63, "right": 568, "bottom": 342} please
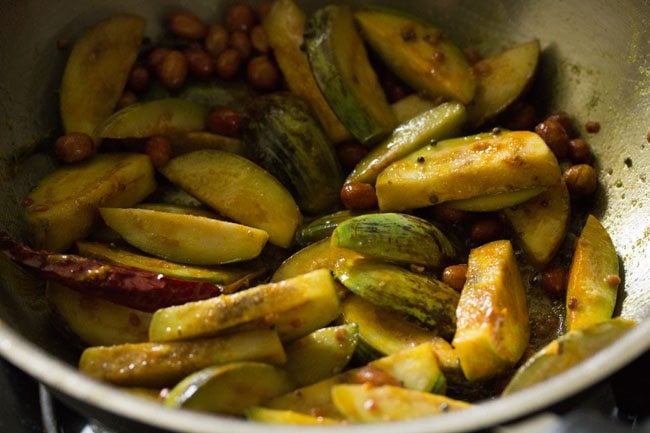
{"left": 568, "top": 138, "right": 593, "bottom": 164}
{"left": 246, "top": 56, "right": 280, "bottom": 90}
{"left": 340, "top": 182, "right": 378, "bottom": 210}
{"left": 184, "top": 47, "right": 214, "bottom": 79}
{"left": 442, "top": 264, "right": 468, "bottom": 292}
{"left": 250, "top": 25, "right": 269, "bottom": 54}
{"left": 55, "top": 133, "right": 97, "bottom": 163}
{"left": 541, "top": 264, "right": 566, "bottom": 297}
{"left": 158, "top": 50, "right": 188, "bottom": 90}
{"left": 564, "top": 164, "right": 598, "bottom": 196}
{"left": 535, "top": 118, "right": 569, "bottom": 159}
{"left": 215, "top": 48, "right": 242, "bottom": 80}
{"left": 229, "top": 30, "right": 252, "bottom": 59}
{"left": 168, "top": 11, "right": 207, "bottom": 40}
{"left": 470, "top": 217, "right": 504, "bottom": 243}
{"left": 128, "top": 65, "right": 150, "bottom": 93}
{"left": 206, "top": 108, "right": 245, "bottom": 137}
{"left": 226, "top": 3, "right": 257, "bottom": 33}
{"left": 204, "top": 25, "right": 228, "bottom": 57}
{"left": 147, "top": 47, "right": 171, "bottom": 72}
{"left": 145, "top": 136, "right": 172, "bottom": 168}
{"left": 546, "top": 112, "right": 574, "bottom": 138}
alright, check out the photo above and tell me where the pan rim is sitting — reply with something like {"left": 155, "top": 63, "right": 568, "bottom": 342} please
{"left": 0, "top": 317, "right": 648, "bottom": 433}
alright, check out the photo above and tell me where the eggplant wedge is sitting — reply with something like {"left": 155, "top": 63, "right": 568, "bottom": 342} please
{"left": 165, "top": 362, "right": 293, "bottom": 415}
{"left": 376, "top": 131, "right": 562, "bottom": 212}
{"left": 502, "top": 181, "right": 570, "bottom": 267}
{"left": 334, "top": 257, "right": 459, "bottom": 340}
{"left": 452, "top": 240, "right": 529, "bottom": 381}
{"left": 99, "top": 207, "right": 268, "bottom": 265}
{"left": 355, "top": 9, "right": 476, "bottom": 104}
{"left": 283, "top": 324, "right": 358, "bottom": 387}
{"left": 467, "top": 40, "right": 541, "bottom": 128}
{"left": 305, "top": 5, "right": 396, "bottom": 145}
{"left": 503, "top": 318, "right": 635, "bottom": 395}
{"left": 60, "top": 15, "right": 145, "bottom": 137}
{"left": 48, "top": 281, "right": 151, "bottom": 346}
{"left": 331, "top": 213, "right": 456, "bottom": 268}
{"left": 79, "top": 330, "right": 286, "bottom": 387}
{"left": 24, "top": 153, "right": 155, "bottom": 252}
{"left": 76, "top": 241, "right": 261, "bottom": 286}
{"left": 148, "top": 269, "right": 340, "bottom": 343}
{"left": 346, "top": 102, "right": 466, "bottom": 185}
{"left": 96, "top": 98, "right": 207, "bottom": 138}
{"left": 566, "top": 215, "right": 620, "bottom": 331}
{"left": 160, "top": 150, "right": 302, "bottom": 248}
{"left": 263, "top": 0, "right": 350, "bottom": 143}
{"left": 244, "top": 93, "right": 343, "bottom": 214}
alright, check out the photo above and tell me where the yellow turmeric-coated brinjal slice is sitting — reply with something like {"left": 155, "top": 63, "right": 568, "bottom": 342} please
{"left": 566, "top": 215, "right": 620, "bottom": 331}
{"left": 452, "top": 240, "right": 529, "bottom": 381}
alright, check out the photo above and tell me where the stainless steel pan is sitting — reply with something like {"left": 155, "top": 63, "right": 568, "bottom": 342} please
{"left": 0, "top": 0, "right": 648, "bottom": 432}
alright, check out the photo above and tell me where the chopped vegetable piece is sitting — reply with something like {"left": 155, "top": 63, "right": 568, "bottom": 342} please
{"left": 244, "top": 92, "right": 344, "bottom": 214}
{"left": 99, "top": 207, "right": 268, "bottom": 265}
{"left": 284, "top": 324, "right": 358, "bottom": 387}
{"left": 263, "top": 0, "right": 350, "bottom": 143}
{"left": 79, "top": 330, "right": 286, "bottom": 387}
{"left": 355, "top": 9, "right": 476, "bottom": 103}
{"left": 165, "top": 362, "right": 293, "bottom": 415}
{"left": 0, "top": 233, "right": 223, "bottom": 312}
{"left": 376, "top": 131, "right": 562, "bottom": 212}
{"left": 334, "top": 257, "right": 459, "bottom": 340}
{"left": 148, "top": 269, "right": 340, "bottom": 342}
{"left": 332, "top": 384, "right": 469, "bottom": 422}
{"left": 370, "top": 342, "right": 446, "bottom": 394}
{"left": 503, "top": 318, "right": 635, "bottom": 395}
{"left": 566, "top": 215, "right": 620, "bottom": 331}
{"left": 331, "top": 213, "right": 456, "bottom": 268}
{"left": 346, "top": 102, "right": 466, "bottom": 185}
{"left": 502, "top": 181, "right": 570, "bottom": 267}
{"left": 305, "top": 5, "right": 396, "bottom": 145}
{"left": 452, "top": 240, "right": 529, "bottom": 381}
{"left": 48, "top": 282, "right": 151, "bottom": 346}
{"left": 77, "top": 241, "right": 261, "bottom": 286}
{"left": 96, "top": 98, "right": 207, "bottom": 138}
{"left": 160, "top": 150, "right": 301, "bottom": 248}
{"left": 24, "top": 153, "right": 156, "bottom": 251}
{"left": 341, "top": 295, "right": 460, "bottom": 373}
{"left": 60, "top": 15, "right": 145, "bottom": 137}
{"left": 467, "top": 40, "right": 540, "bottom": 128}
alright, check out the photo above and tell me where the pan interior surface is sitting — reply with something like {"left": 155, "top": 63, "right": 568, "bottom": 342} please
{"left": 0, "top": 0, "right": 648, "bottom": 432}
